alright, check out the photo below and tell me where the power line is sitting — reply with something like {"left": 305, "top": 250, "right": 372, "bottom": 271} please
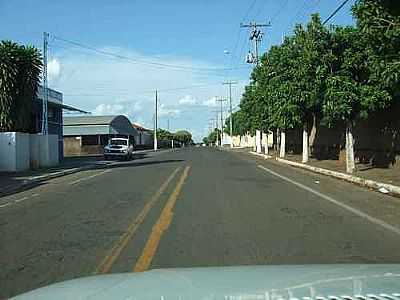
{"left": 226, "top": 0, "right": 259, "bottom": 79}
{"left": 271, "top": 0, "right": 289, "bottom": 23}
{"left": 323, "top": 0, "right": 352, "bottom": 25}
{"left": 254, "top": 0, "right": 270, "bottom": 20}
{"left": 51, "top": 35, "right": 246, "bottom": 73}
{"left": 63, "top": 82, "right": 225, "bottom": 98}
{"left": 243, "top": 0, "right": 259, "bottom": 22}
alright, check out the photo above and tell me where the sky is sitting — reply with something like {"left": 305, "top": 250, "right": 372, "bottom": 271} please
{"left": 0, "top": 0, "right": 357, "bottom": 142}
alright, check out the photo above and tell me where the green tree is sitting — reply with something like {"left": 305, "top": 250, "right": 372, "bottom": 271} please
{"left": 157, "top": 128, "right": 173, "bottom": 141}
{"left": 322, "top": 26, "right": 392, "bottom": 172}
{"left": 0, "top": 41, "right": 42, "bottom": 132}
{"left": 290, "top": 15, "right": 332, "bottom": 162}
{"left": 224, "top": 109, "right": 248, "bottom": 136}
{"left": 173, "top": 130, "right": 193, "bottom": 145}
{"left": 205, "top": 128, "right": 221, "bottom": 146}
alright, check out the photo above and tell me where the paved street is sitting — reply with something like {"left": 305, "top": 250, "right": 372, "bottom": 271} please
{"left": 1, "top": 147, "right": 400, "bottom": 298}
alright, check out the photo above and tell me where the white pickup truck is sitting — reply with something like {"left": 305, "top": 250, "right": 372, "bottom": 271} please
{"left": 104, "top": 137, "right": 134, "bottom": 160}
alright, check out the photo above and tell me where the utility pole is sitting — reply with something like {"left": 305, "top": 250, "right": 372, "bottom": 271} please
{"left": 216, "top": 97, "right": 227, "bottom": 146}
{"left": 212, "top": 110, "right": 220, "bottom": 146}
{"left": 42, "top": 32, "right": 49, "bottom": 135}
{"left": 154, "top": 90, "right": 158, "bottom": 151}
{"left": 241, "top": 22, "right": 271, "bottom": 66}
{"left": 223, "top": 81, "right": 237, "bottom": 148}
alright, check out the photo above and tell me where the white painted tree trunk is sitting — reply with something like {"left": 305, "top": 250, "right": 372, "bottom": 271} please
{"left": 256, "top": 130, "right": 262, "bottom": 153}
{"left": 279, "top": 130, "right": 286, "bottom": 158}
{"left": 345, "top": 121, "right": 355, "bottom": 173}
{"left": 264, "top": 132, "right": 269, "bottom": 155}
{"left": 276, "top": 129, "right": 280, "bottom": 152}
{"left": 302, "top": 123, "right": 309, "bottom": 163}
{"left": 309, "top": 114, "right": 317, "bottom": 155}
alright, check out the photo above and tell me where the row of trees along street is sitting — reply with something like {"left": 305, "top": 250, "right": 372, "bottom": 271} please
{"left": 157, "top": 129, "right": 193, "bottom": 146}
{"left": 226, "top": 0, "right": 399, "bottom": 173}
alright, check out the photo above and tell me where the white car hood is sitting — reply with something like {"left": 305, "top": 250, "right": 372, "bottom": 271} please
{"left": 12, "top": 265, "right": 400, "bottom": 300}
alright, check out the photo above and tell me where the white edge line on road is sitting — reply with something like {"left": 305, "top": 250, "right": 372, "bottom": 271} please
{"left": 14, "top": 196, "right": 28, "bottom": 203}
{"left": 69, "top": 169, "right": 112, "bottom": 185}
{"left": 257, "top": 164, "right": 400, "bottom": 237}
{"left": 0, "top": 196, "right": 29, "bottom": 209}
{"left": 0, "top": 202, "right": 12, "bottom": 208}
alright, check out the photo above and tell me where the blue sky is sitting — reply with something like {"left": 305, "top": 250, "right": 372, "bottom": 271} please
{"left": 0, "top": 0, "right": 357, "bottom": 141}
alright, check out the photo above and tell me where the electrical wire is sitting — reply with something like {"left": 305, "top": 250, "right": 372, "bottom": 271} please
{"left": 63, "top": 82, "right": 225, "bottom": 98}
{"left": 323, "top": 0, "right": 352, "bottom": 25}
{"left": 271, "top": 0, "right": 289, "bottom": 23}
{"left": 254, "top": 0, "right": 270, "bottom": 20}
{"left": 52, "top": 35, "right": 247, "bottom": 73}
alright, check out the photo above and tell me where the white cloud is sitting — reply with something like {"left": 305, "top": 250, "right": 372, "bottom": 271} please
{"left": 50, "top": 46, "right": 247, "bottom": 141}
{"left": 93, "top": 101, "right": 143, "bottom": 119}
{"left": 158, "top": 103, "right": 181, "bottom": 117}
{"left": 48, "top": 58, "right": 61, "bottom": 82}
{"left": 202, "top": 96, "right": 218, "bottom": 107}
{"left": 178, "top": 95, "right": 197, "bottom": 105}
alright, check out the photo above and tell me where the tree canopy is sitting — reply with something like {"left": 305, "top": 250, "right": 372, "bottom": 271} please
{"left": 0, "top": 41, "right": 42, "bottom": 132}
{"left": 173, "top": 130, "right": 193, "bottom": 145}
{"left": 219, "top": 0, "right": 399, "bottom": 137}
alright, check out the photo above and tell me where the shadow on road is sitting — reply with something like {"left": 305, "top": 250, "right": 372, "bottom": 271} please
{"left": 0, "top": 159, "right": 184, "bottom": 199}
{"left": 105, "top": 159, "right": 184, "bottom": 170}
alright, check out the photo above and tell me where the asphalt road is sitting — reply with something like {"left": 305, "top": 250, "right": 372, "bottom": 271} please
{"left": 1, "top": 147, "right": 400, "bottom": 298}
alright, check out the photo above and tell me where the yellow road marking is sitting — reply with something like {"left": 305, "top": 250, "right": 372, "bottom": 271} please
{"left": 134, "top": 165, "right": 191, "bottom": 272}
{"left": 94, "top": 166, "right": 181, "bottom": 274}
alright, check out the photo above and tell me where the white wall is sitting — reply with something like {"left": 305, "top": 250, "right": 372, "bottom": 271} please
{"left": 0, "top": 132, "right": 17, "bottom": 171}
{"left": 30, "top": 134, "right": 40, "bottom": 169}
{"left": 0, "top": 132, "right": 59, "bottom": 171}
{"left": 16, "top": 133, "right": 30, "bottom": 170}
{"left": 0, "top": 132, "right": 30, "bottom": 171}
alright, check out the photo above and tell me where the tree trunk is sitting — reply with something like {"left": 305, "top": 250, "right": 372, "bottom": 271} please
{"left": 256, "top": 130, "right": 262, "bottom": 153}
{"left": 280, "top": 130, "right": 286, "bottom": 158}
{"left": 345, "top": 120, "right": 355, "bottom": 173}
{"left": 309, "top": 113, "right": 317, "bottom": 155}
{"left": 302, "top": 123, "right": 309, "bottom": 163}
{"left": 276, "top": 129, "right": 280, "bottom": 153}
{"left": 264, "top": 131, "right": 269, "bottom": 155}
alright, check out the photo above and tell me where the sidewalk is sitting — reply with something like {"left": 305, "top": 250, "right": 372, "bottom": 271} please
{"left": 229, "top": 147, "right": 400, "bottom": 196}
{"left": 0, "top": 155, "right": 110, "bottom": 197}
{"left": 280, "top": 152, "right": 400, "bottom": 187}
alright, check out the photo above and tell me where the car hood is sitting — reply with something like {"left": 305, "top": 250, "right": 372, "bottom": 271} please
{"left": 105, "top": 145, "right": 127, "bottom": 149}
{"left": 12, "top": 265, "right": 400, "bottom": 300}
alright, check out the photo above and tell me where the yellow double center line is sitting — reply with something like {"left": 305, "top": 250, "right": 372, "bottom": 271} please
{"left": 134, "top": 165, "right": 191, "bottom": 272}
{"left": 94, "top": 165, "right": 190, "bottom": 274}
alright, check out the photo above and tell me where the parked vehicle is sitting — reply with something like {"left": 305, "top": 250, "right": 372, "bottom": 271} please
{"left": 104, "top": 138, "right": 134, "bottom": 160}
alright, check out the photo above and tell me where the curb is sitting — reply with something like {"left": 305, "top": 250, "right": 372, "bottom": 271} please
{"left": 249, "top": 151, "right": 273, "bottom": 159}
{"left": 275, "top": 157, "right": 400, "bottom": 197}
{"left": 0, "top": 162, "right": 112, "bottom": 197}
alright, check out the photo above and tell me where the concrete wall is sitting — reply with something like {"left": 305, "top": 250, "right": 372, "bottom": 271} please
{"left": 64, "top": 137, "right": 81, "bottom": 156}
{"left": 0, "top": 133, "right": 58, "bottom": 171}
{"left": 16, "top": 133, "right": 30, "bottom": 171}
{"left": 64, "top": 136, "right": 103, "bottom": 156}
{"left": 283, "top": 103, "right": 400, "bottom": 167}
{"left": 230, "top": 132, "right": 273, "bottom": 149}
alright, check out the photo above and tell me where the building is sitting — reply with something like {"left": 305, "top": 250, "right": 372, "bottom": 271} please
{"left": 132, "top": 123, "right": 153, "bottom": 149}
{"left": 0, "top": 86, "right": 85, "bottom": 171}
{"left": 63, "top": 115, "right": 138, "bottom": 156}
{"left": 34, "top": 86, "right": 87, "bottom": 159}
